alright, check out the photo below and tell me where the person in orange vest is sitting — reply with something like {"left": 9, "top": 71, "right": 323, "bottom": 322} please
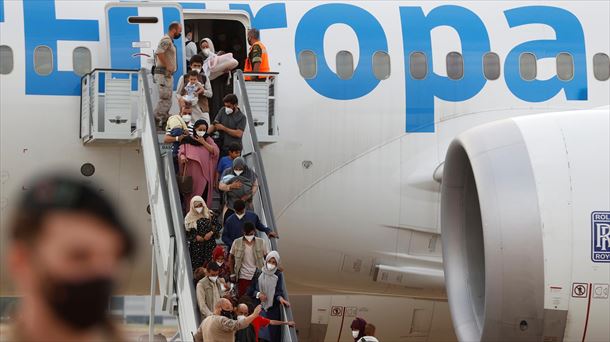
{"left": 244, "top": 28, "right": 270, "bottom": 81}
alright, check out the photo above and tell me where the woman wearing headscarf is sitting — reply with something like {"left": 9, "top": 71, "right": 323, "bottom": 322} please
{"left": 200, "top": 37, "right": 232, "bottom": 121}
{"left": 179, "top": 119, "right": 219, "bottom": 213}
{"left": 247, "top": 251, "right": 290, "bottom": 342}
{"left": 218, "top": 156, "right": 258, "bottom": 222}
{"left": 199, "top": 37, "right": 216, "bottom": 62}
{"left": 184, "top": 196, "right": 222, "bottom": 270}
{"left": 350, "top": 317, "right": 368, "bottom": 341}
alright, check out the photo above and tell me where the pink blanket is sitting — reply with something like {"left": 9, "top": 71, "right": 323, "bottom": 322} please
{"left": 178, "top": 138, "right": 219, "bottom": 211}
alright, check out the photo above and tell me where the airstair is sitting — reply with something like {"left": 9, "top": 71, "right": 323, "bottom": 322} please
{"left": 80, "top": 69, "right": 296, "bottom": 341}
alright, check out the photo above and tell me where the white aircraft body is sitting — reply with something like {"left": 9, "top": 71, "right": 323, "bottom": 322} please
{"left": 1, "top": 1, "right": 609, "bottom": 341}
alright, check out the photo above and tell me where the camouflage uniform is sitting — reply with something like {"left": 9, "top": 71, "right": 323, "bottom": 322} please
{"left": 154, "top": 35, "right": 177, "bottom": 123}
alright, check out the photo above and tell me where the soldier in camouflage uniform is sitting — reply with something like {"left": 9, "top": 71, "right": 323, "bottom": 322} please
{"left": 154, "top": 22, "right": 182, "bottom": 126}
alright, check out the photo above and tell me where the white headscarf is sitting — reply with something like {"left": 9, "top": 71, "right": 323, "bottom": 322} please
{"left": 200, "top": 37, "right": 216, "bottom": 54}
{"left": 258, "top": 251, "right": 280, "bottom": 310}
{"left": 184, "top": 196, "right": 209, "bottom": 231}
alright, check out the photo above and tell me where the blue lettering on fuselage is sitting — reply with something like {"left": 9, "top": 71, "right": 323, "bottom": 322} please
{"left": 400, "top": 5, "right": 490, "bottom": 132}
{"left": 18, "top": 1, "right": 589, "bottom": 133}
{"left": 294, "top": 4, "right": 388, "bottom": 100}
{"left": 229, "top": 3, "right": 287, "bottom": 30}
{"left": 294, "top": 4, "right": 588, "bottom": 132}
{"left": 23, "top": 0, "right": 99, "bottom": 96}
{"left": 504, "top": 6, "right": 587, "bottom": 102}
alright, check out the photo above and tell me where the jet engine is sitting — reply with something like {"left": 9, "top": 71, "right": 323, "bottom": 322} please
{"left": 441, "top": 108, "right": 610, "bottom": 341}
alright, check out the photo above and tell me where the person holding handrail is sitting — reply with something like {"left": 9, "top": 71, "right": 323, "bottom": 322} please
{"left": 247, "top": 251, "right": 291, "bottom": 342}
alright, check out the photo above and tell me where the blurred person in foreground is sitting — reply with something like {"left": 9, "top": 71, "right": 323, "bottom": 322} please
{"left": 3, "top": 175, "right": 135, "bottom": 342}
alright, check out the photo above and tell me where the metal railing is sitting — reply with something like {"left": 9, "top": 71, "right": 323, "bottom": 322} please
{"left": 234, "top": 70, "right": 298, "bottom": 342}
{"left": 242, "top": 72, "right": 280, "bottom": 143}
{"left": 80, "top": 69, "right": 140, "bottom": 144}
{"left": 139, "top": 69, "right": 200, "bottom": 340}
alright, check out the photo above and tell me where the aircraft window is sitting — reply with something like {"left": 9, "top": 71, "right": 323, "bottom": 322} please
{"left": 0, "top": 45, "right": 13, "bottom": 75}
{"left": 556, "top": 53, "right": 574, "bottom": 81}
{"left": 593, "top": 53, "right": 610, "bottom": 81}
{"left": 519, "top": 52, "right": 537, "bottom": 81}
{"left": 34, "top": 46, "right": 53, "bottom": 76}
{"left": 446, "top": 52, "right": 464, "bottom": 80}
{"left": 483, "top": 52, "right": 501, "bottom": 80}
{"left": 73, "top": 47, "right": 92, "bottom": 76}
{"left": 336, "top": 50, "right": 354, "bottom": 80}
{"left": 298, "top": 50, "right": 317, "bottom": 79}
{"left": 410, "top": 52, "right": 427, "bottom": 80}
{"left": 372, "top": 51, "right": 391, "bottom": 80}
{"left": 127, "top": 16, "right": 159, "bottom": 24}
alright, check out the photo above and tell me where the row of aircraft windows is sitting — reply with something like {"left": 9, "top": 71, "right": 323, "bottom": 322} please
{"left": 0, "top": 45, "right": 92, "bottom": 76}
{"left": 297, "top": 50, "right": 610, "bottom": 82}
{"left": 1, "top": 45, "right": 609, "bottom": 83}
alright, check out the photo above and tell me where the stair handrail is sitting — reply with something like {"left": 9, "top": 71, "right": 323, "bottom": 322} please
{"left": 233, "top": 70, "right": 298, "bottom": 342}
{"left": 139, "top": 69, "right": 200, "bottom": 339}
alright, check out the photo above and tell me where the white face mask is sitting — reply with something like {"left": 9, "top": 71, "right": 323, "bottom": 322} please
{"left": 237, "top": 315, "right": 246, "bottom": 321}
{"left": 195, "top": 207, "right": 203, "bottom": 213}
{"left": 234, "top": 170, "right": 243, "bottom": 176}
{"left": 225, "top": 107, "right": 234, "bottom": 115}
{"left": 216, "top": 261, "right": 224, "bottom": 267}
{"left": 266, "top": 263, "right": 276, "bottom": 271}
{"left": 196, "top": 130, "right": 206, "bottom": 137}
{"left": 182, "top": 115, "right": 192, "bottom": 122}
{"left": 236, "top": 212, "right": 245, "bottom": 219}
{"left": 352, "top": 331, "right": 360, "bottom": 339}
{"left": 192, "top": 68, "right": 201, "bottom": 73}
{"left": 244, "top": 235, "right": 254, "bottom": 242}
{"left": 208, "top": 276, "right": 218, "bottom": 282}
{"left": 202, "top": 48, "right": 211, "bottom": 56}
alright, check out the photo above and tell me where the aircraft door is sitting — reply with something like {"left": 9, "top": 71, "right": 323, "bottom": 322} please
{"left": 105, "top": 2, "right": 185, "bottom": 89}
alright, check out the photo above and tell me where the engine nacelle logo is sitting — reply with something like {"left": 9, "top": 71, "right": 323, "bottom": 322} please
{"left": 592, "top": 211, "right": 610, "bottom": 263}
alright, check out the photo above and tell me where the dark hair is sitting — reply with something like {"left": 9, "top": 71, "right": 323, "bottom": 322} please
{"left": 243, "top": 221, "right": 256, "bottom": 235}
{"left": 190, "top": 54, "right": 204, "bottom": 65}
{"left": 192, "top": 119, "right": 209, "bottom": 131}
{"left": 233, "top": 200, "right": 246, "bottom": 212}
{"left": 9, "top": 175, "right": 135, "bottom": 258}
{"left": 227, "top": 142, "right": 242, "bottom": 153}
{"left": 207, "top": 261, "right": 220, "bottom": 272}
{"left": 248, "top": 28, "right": 260, "bottom": 40}
{"left": 188, "top": 70, "right": 199, "bottom": 78}
{"left": 169, "top": 22, "right": 181, "bottom": 32}
{"left": 223, "top": 94, "right": 238, "bottom": 105}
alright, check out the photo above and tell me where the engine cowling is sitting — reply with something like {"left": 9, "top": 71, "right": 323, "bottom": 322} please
{"left": 441, "top": 108, "right": 610, "bottom": 342}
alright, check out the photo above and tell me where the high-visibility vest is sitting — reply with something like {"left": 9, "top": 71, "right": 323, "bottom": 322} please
{"left": 244, "top": 41, "right": 270, "bottom": 80}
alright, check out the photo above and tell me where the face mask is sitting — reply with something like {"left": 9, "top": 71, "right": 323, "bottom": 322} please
{"left": 221, "top": 310, "right": 235, "bottom": 319}
{"left": 236, "top": 212, "right": 245, "bottom": 219}
{"left": 216, "top": 261, "right": 224, "bottom": 267}
{"left": 244, "top": 235, "right": 254, "bottom": 242}
{"left": 266, "top": 263, "right": 276, "bottom": 271}
{"left": 182, "top": 115, "right": 192, "bottom": 123}
{"left": 196, "top": 130, "right": 206, "bottom": 137}
{"left": 173, "top": 33, "right": 182, "bottom": 40}
{"left": 192, "top": 68, "right": 201, "bottom": 73}
{"left": 202, "top": 48, "right": 211, "bottom": 57}
{"left": 237, "top": 315, "right": 246, "bottom": 321}
{"left": 225, "top": 107, "right": 234, "bottom": 115}
{"left": 41, "top": 274, "right": 114, "bottom": 330}
{"left": 208, "top": 276, "right": 218, "bottom": 282}
{"left": 195, "top": 207, "right": 203, "bottom": 213}
{"left": 234, "top": 170, "right": 243, "bottom": 176}
{"left": 352, "top": 331, "right": 360, "bottom": 339}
